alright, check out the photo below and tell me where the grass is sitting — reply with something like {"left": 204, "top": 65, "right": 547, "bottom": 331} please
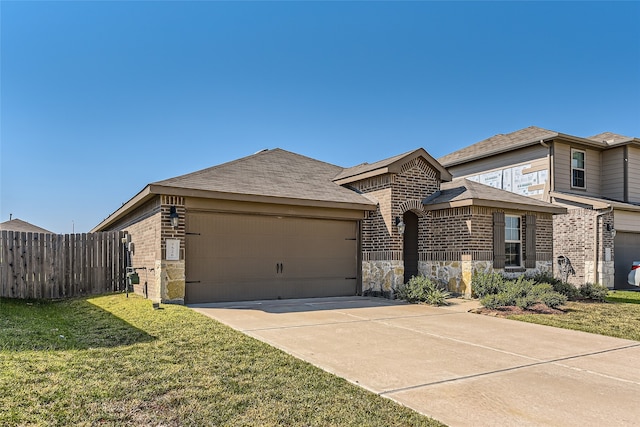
{"left": 506, "top": 290, "right": 640, "bottom": 341}
{"left": 0, "top": 294, "right": 443, "bottom": 427}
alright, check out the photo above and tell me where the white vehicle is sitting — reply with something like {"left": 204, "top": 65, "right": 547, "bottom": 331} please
{"left": 629, "top": 261, "right": 640, "bottom": 287}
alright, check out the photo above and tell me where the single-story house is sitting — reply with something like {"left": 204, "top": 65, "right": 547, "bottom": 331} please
{"left": 92, "top": 148, "right": 565, "bottom": 304}
{"left": 0, "top": 218, "right": 54, "bottom": 234}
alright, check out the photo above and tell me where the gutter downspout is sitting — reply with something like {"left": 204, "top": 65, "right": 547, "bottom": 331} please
{"left": 593, "top": 206, "right": 613, "bottom": 284}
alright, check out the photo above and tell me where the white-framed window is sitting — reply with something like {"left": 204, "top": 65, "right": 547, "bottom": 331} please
{"left": 505, "top": 215, "right": 522, "bottom": 267}
{"left": 571, "top": 149, "right": 586, "bottom": 189}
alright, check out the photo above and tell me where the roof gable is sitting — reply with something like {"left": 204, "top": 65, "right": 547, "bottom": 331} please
{"left": 423, "top": 179, "right": 566, "bottom": 214}
{"left": 333, "top": 148, "right": 452, "bottom": 184}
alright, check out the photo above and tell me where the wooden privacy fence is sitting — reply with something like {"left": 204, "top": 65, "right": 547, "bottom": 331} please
{"left": 0, "top": 230, "right": 126, "bottom": 299}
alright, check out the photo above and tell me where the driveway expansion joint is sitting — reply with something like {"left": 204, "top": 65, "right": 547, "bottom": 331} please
{"left": 379, "top": 342, "right": 640, "bottom": 396}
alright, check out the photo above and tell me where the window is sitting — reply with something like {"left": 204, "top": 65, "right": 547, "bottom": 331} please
{"left": 571, "top": 149, "right": 586, "bottom": 189}
{"left": 504, "top": 215, "right": 521, "bottom": 267}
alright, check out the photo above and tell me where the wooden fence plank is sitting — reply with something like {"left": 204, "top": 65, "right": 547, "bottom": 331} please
{"left": 36, "top": 233, "right": 45, "bottom": 299}
{"left": 1, "top": 231, "right": 7, "bottom": 297}
{"left": 0, "top": 231, "right": 124, "bottom": 299}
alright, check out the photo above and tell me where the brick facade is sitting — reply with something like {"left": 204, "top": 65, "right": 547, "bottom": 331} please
{"left": 421, "top": 207, "right": 554, "bottom": 295}
{"left": 103, "top": 195, "right": 186, "bottom": 303}
{"left": 553, "top": 208, "right": 614, "bottom": 287}
{"left": 354, "top": 158, "right": 441, "bottom": 296}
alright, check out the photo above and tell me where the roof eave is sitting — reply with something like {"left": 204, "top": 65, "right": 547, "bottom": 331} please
{"left": 442, "top": 133, "right": 613, "bottom": 168}
{"left": 153, "top": 184, "right": 378, "bottom": 211}
{"left": 423, "top": 198, "right": 566, "bottom": 215}
{"left": 336, "top": 149, "right": 452, "bottom": 184}
{"left": 91, "top": 186, "right": 156, "bottom": 232}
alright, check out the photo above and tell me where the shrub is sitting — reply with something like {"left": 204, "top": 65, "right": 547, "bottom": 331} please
{"left": 529, "top": 271, "right": 579, "bottom": 300}
{"left": 579, "top": 283, "right": 609, "bottom": 302}
{"left": 538, "top": 291, "right": 568, "bottom": 308}
{"left": 395, "top": 276, "right": 452, "bottom": 306}
{"left": 472, "top": 272, "right": 507, "bottom": 298}
{"left": 478, "top": 275, "right": 567, "bottom": 310}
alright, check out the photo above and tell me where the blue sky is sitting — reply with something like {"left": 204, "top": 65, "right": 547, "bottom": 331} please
{"left": 1, "top": 1, "right": 639, "bottom": 233}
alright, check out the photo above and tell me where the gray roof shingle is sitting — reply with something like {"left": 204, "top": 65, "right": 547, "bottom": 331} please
{"left": 438, "top": 126, "right": 559, "bottom": 167}
{"left": 0, "top": 219, "right": 54, "bottom": 234}
{"left": 422, "top": 179, "right": 566, "bottom": 214}
{"left": 587, "top": 132, "right": 635, "bottom": 145}
{"left": 152, "top": 148, "right": 375, "bottom": 207}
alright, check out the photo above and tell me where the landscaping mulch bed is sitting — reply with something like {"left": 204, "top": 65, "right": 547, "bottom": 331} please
{"left": 470, "top": 303, "right": 565, "bottom": 317}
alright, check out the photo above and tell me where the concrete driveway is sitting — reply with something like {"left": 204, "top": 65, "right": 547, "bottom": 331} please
{"left": 191, "top": 297, "right": 640, "bottom": 427}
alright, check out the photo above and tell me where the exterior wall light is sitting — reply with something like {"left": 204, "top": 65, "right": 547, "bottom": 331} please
{"left": 395, "top": 216, "right": 406, "bottom": 235}
{"left": 606, "top": 223, "right": 616, "bottom": 238}
{"left": 169, "top": 206, "right": 179, "bottom": 228}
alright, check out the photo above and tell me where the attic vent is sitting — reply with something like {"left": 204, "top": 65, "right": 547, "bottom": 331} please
{"left": 253, "top": 148, "right": 269, "bottom": 154}
{"left": 604, "top": 139, "right": 615, "bottom": 144}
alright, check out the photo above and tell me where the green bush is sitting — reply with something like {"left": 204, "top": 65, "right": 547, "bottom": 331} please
{"left": 579, "top": 283, "right": 609, "bottom": 302}
{"left": 478, "top": 275, "right": 567, "bottom": 310}
{"left": 528, "top": 271, "right": 579, "bottom": 300}
{"left": 538, "top": 291, "right": 568, "bottom": 308}
{"left": 472, "top": 272, "right": 507, "bottom": 298}
{"left": 395, "top": 275, "right": 452, "bottom": 306}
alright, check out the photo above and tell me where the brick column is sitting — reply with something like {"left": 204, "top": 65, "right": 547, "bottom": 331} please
{"left": 157, "top": 196, "right": 186, "bottom": 304}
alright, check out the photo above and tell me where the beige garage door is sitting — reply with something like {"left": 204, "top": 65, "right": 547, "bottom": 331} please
{"left": 185, "top": 212, "right": 358, "bottom": 303}
{"left": 614, "top": 231, "right": 640, "bottom": 289}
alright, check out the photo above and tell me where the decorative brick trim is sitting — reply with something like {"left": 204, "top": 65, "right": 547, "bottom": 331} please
{"left": 362, "top": 251, "right": 403, "bottom": 261}
{"left": 161, "top": 195, "right": 185, "bottom": 206}
{"left": 421, "top": 251, "right": 493, "bottom": 261}
{"left": 429, "top": 207, "right": 473, "bottom": 218}
{"left": 399, "top": 157, "right": 437, "bottom": 178}
{"left": 398, "top": 199, "right": 426, "bottom": 217}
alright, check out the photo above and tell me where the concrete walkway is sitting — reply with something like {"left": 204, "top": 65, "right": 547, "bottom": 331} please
{"left": 191, "top": 297, "right": 640, "bottom": 427}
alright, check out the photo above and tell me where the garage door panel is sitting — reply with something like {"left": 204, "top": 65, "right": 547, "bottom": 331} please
{"left": 614, "top": 231, "right": 640, "bottom": 289}
{"left": 185, "top": 212, "right": 358, "bottom": 303}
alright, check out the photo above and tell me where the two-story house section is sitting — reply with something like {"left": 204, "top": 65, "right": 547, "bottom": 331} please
{"left": 439, "top": 126, "right": 640, "bottom": 289}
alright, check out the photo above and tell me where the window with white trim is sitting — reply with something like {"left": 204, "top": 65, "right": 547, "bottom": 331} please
{"left": 571, "top": 149, "right": 586, "bottom": 189}
{"left": 504, "top": 215, "right": 522, "bottom": 267}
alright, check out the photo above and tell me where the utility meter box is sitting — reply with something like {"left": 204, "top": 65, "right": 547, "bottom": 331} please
{"left": 128, "top": 272, "right": 140, "bottom": 285}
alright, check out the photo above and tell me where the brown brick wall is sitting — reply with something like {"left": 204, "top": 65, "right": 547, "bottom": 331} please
{"left": 357, "top": 158, "right": 440, "bottom": 257}
{"left": 424, "top": 207, "right": 553, "bottom": 264}
{"left": 101, "top": 195, "right": 185, "bottom": 301}
{"left": 553, "top": 208, "right": 613, "bottom": 285}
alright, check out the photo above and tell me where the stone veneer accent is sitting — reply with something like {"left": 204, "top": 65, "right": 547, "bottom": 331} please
{"left": 362, "top": 260, "right": 404, "bottom": 298}
{"left": 155, "top": 259, "right": 185, "bottom": 304}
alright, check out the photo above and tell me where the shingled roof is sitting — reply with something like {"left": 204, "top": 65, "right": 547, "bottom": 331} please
{"left": 333, "top": 148, "right": 451, "bottom": 184}
{"left": 587, "top": 132, "right": 639, "bottom": 146}
{"left": 152, "top": 148, "right": 375, "bottom": 207}
{"left": 422, "top": 179, "right": 566, "bottom": 214}
{"left": 0, "top": 218, "right": 54, "bottom": 234}
{"left": 438, "top": 126, "right": 560, "bottom": 167}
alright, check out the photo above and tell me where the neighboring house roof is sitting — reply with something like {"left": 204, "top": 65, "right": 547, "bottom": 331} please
{"left": 586, "top": 132, "right": 640, "bottom": 146}
{"left": 422, "top": 179, "right": 567, "bottom": 214}
{"left": 438, "top": 126, "right": 620, "bottom": 167}
{"left": 333, "top": 148, "right": 452, "bottom": 184}
{"left": 0, "top": 218, "right": 54, "bottom": 234}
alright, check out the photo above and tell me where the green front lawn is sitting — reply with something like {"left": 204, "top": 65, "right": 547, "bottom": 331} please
{"left": 0, "top": 294, "right": 442, "bottom": 426}
{"left": 507, "top": 290, "right": 640, "bottom": 341}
